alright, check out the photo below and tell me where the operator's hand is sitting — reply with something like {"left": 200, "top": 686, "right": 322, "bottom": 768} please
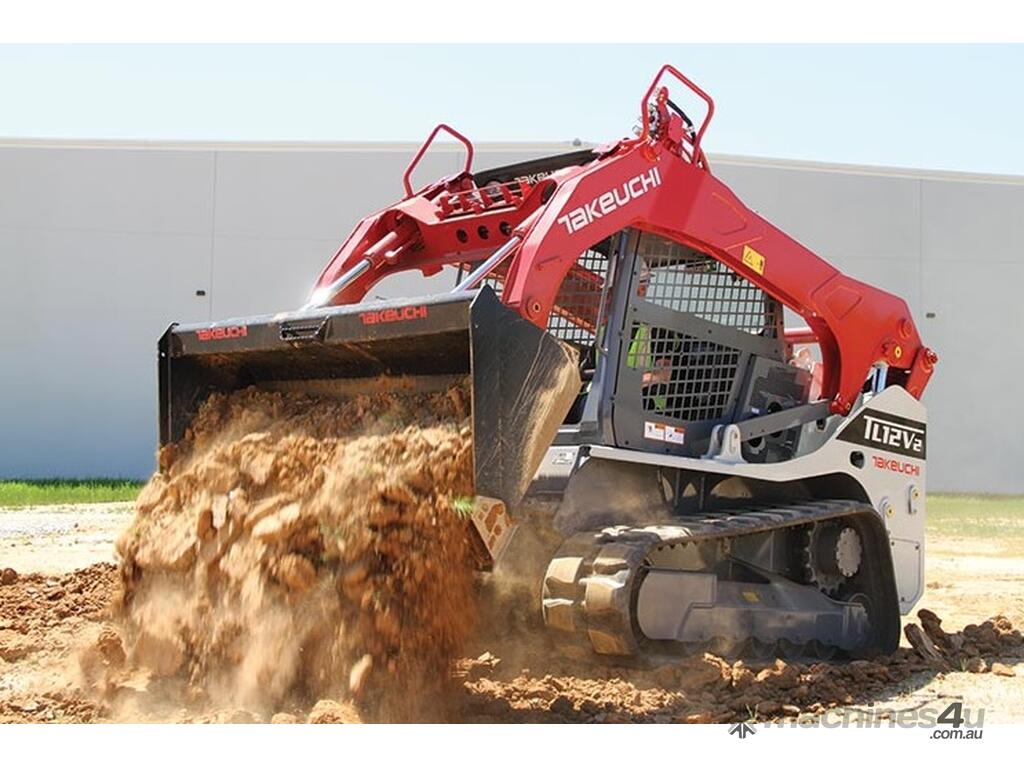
{"left": 790, "top": 347, "right": 814, "bottom": 372}
{"left": 642, "top": 358, "right": 673, "bottom": 386}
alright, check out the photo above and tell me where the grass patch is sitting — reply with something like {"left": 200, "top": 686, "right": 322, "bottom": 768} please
{"left": 927, "top": 494, "right": 1024, "bottom": 540}
{"left": 0, "top": 479, "right": 143, "bottom": 507}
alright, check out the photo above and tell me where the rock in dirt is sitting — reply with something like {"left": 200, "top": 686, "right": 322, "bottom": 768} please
{"left": 0, "top": 632, "right": 41, "bottom": 662}
{"left": 1, "top": 568, "right": 18, "bottom": 586}
{"left": 919, "top": 608, "right": 950, "bottom": 648}
{"left": 548, "top": 694, "right": 574, "bottom": 715}
{"left": 675, "top": 654, "right": 729, "bottom": 691}
{"left": 273, "top": 553, "right": 317, "bottom": 593}
{"left": 225, "top": 708, "right": 259, "bottom": 724}
{"left": 271, "top": 712, "right": 299, "bottom": 724}
{"left": 965, "top": 656, "right": 987, "bottom": 674}
{"left": 95, "top": 625, "right": 126, "bottom": 667}
{"left": 755, "top": 700, "right": 782, "bottom": 717}
{"left": 905, "top": 623, "right": 945, "bottom": 663}
{"left": 678, "top": 712, "right": 716, "bottom": 724}
{"left": 308, "top": 699, "right": 362, "bottom": 724}
{"left": 453, "top": 651, "right": 503, "bottom": 682}
{"left": 476, "top": 651, "right": 500, "bottom": 667}
{"left": 991, "top": 662, "right": 1016, "bottom": 677}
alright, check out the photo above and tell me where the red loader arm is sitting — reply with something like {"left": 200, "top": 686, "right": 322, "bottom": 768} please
{"left": 310, "top": 65, "right": 937, "bottom": 415}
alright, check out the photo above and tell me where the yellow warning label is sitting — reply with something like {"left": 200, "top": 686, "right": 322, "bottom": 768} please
{"left": 742, "top": 245, "right": 766, "bottom": 275}
{"left": 742, "top": 590, "right": 761, "bottom": 603}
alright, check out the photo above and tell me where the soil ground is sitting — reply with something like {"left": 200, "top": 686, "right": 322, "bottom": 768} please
{"left": 0, "top": 500, "right": 1021, "bottom": 724}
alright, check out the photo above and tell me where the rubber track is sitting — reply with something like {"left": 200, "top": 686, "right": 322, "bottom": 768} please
{"left": 542, "top": 499, "right": 877, "bottom": 658}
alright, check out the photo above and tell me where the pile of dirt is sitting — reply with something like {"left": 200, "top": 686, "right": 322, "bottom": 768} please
{"left": 905, "top": 609, "right": 1023, "bottom": 674}
{"left": 0, "top": 564, "right": 115, "bottom": 641}
{"left": 0, "top": 564, "right": 116, "bottom": 723}
{"left": 454, "top": 611, "right": 1024, "bottom": 723}
{"left": 104, "top": 382, "right": 478, "bottom": 719}
{"left": 0, "top": 689, "right": 104, "bottom": 724}
{"left": 3, "top": 551, "right": 1023, "bottom": 723}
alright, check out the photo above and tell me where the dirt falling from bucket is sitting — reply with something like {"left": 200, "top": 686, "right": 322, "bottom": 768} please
{"left": 111, "top": 381, "right": 477, "bottom": 720}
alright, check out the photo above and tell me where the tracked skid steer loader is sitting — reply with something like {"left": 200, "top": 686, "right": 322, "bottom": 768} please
{"left": 158, "top": 65, "right": 937, "bottom": 659}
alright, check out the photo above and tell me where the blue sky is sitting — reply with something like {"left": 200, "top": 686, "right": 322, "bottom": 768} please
{"left": 1, "top": 44, "right": 1021, "bottom": 175}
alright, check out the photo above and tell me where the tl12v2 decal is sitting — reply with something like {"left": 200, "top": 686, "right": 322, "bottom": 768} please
{"left": 838, "top": 408, "right": 926, "bottom": 460}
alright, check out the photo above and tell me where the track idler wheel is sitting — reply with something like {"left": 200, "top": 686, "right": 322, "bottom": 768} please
{"left": 805, "top": 521, "right": 863, "bottom": 594}
{"left": 542, "top": 534, "right": 647, "bottom": 656}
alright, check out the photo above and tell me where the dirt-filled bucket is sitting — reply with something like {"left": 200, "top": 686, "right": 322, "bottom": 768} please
{"left": 157, "top": 286, "right": 580, "bottom": 563}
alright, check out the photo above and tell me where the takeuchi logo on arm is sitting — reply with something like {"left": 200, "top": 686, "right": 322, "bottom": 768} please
{"left": 557, "top": 167, "right": 662, "bottom": 234}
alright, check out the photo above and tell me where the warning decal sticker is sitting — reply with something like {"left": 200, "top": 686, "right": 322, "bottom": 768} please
{"left": 741, "top": 244, "right": 766, "bottom": 275}
{"left": 644, "top": 421, "right": 685, "bottom": 445}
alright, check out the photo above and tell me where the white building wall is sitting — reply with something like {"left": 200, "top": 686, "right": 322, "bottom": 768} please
{"left": 0, "top": 141, "right": 1020, "bottom": 492}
